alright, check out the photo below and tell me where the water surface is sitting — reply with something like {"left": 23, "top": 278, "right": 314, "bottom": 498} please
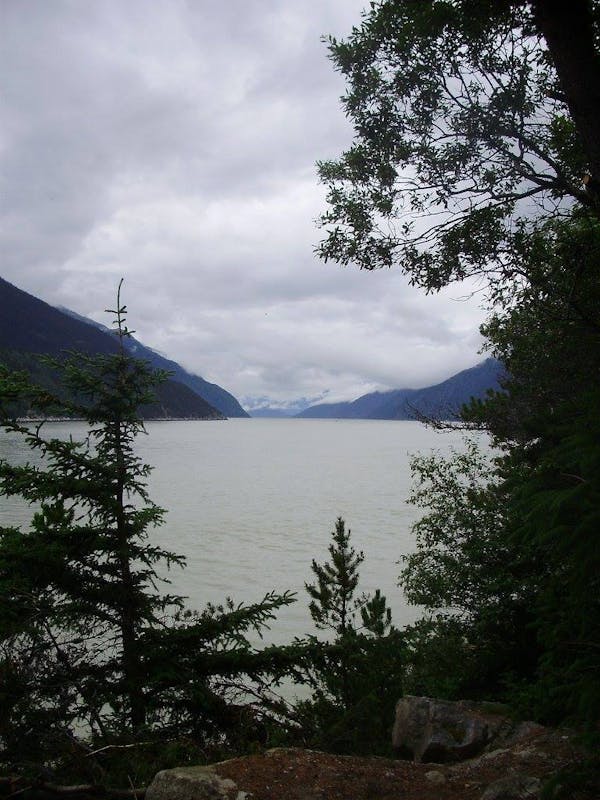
{"left": 0, "top": 418, "right": 477, "bottom": 644}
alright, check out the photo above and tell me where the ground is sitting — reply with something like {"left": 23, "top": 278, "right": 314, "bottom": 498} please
{"left": 209, "top": 727, "right": 597, "bottom": 800}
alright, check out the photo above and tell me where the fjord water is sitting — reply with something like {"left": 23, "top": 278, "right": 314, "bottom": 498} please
{"left": 0, "top": 419, "right": 476, "bottom": 644}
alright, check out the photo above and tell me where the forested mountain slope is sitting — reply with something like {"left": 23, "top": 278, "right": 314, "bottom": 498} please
{"left": 0, "top": 277, "right": 231, "bottom": 419}
{"left": 297, "top": 359, "right": 504, "bottom": 420}
{"left": 61, "top": 306, "right": 249, "bottom": 418}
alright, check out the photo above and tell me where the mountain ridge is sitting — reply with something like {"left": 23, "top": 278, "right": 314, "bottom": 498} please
{"left": 296, "top": 359, "right": 504, "bottom": 420}
{"left": 58, "top": 305, "right": 249, "bottom": 418}
{"left": 0, "top": 276, "right": 244, "bottom": 419}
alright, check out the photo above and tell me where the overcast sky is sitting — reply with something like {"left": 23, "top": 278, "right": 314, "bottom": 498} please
{"left": 1, "top": 0, "right": 488, "bottom": 411}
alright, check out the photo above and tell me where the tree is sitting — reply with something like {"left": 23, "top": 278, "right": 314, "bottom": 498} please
{"left": 466, "top": 214, "right": 600, "bottom": 439}
{"left": 317, "top": 0, "right": 600, "bottom": 296}
{"left": 399, "top": 215, "right": 600, "bottom": 726}
{"left": 318, "top": 0, "right": 600, "bottom": 735}
{"left": 399, "top": 441, "right": 544, "bottom": 700}
{"left": 0, "top": 288, "right": 175, "bottom": 735}
{"left": 306, "top": 516, "right": 366, "bottom": 639}
{"left": 0, "top": 287, "right": 296, "bottom": 782}
{"left": 465, "top": 216, "right": 600, "bottom": 726}
{"left": 295, "top": 518, "right": 403, "bottom": 755}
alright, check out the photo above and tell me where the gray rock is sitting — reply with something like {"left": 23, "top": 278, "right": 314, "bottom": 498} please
{"left": 392, "top": 695, "right": 507, "bottom": 762}
{"left": 424, "top": 769, "right": 446, "bottom": 784}
{"left": 146, "top": 765, "right": 239, "bottom": 800}
{"left": 477, "top": 748, "right": 511, "bottom": 763}
{"left": 501, "top": 721, "right": 547, "bottom": 747}
{"left": 481, "top": 774, "right": 541, "bottom": 799}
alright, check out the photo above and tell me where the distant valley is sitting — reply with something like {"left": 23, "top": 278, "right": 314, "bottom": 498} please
{"left": 1, "top": 276, "right": 503, "bottom": 423}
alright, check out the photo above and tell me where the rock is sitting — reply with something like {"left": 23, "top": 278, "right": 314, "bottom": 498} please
{"left": 481, "top": 773, "right": 541, "bottom": 799}
{"left": 146, "top": 765, "right": 239, "bottom": 800}
{"left": 424, "top": 769, "right": 446, "bottom": 784}
{"left": 392, "top": 695, "right": 508, "bottom": 762}
{"left": 501, "top": 721, "right": 547, "bottom": 747}
{"left": 476, "top": 748, "right": 511, "bottom": 763}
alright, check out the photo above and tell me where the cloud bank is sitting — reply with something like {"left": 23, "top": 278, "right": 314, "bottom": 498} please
{"left": 1, "top": 1, "right": 487, "bottom": 410}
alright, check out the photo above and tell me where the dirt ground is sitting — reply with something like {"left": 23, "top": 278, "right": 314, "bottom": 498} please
{"left": 213, "top": 728, "right": 596, "bottom": 800}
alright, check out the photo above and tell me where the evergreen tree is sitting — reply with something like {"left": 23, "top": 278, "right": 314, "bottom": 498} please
{"left": 0, "top": 286, "right": 175, "bottom": 736}
{"left": 0, "top": 286, "right": 296, "bottom": 781}
{"left": 306, "top": 517, "right": 365, "bottom": 639}
{"left": 296, "top": 518, "right": 403, "bottom": 755}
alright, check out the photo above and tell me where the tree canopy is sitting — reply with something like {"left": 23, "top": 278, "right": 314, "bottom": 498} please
{"left": 0, "top": 290, "right": 298, "bottom": 783}
{"left": 317, "top": 0, "right": 600, "bottom": 297}
{"left": 318, "top": 0, "right": 600, "bottom": 737}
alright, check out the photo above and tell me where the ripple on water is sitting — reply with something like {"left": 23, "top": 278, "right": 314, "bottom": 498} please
{"left": 0, "top": 418, "right": 483, "bottom": 644}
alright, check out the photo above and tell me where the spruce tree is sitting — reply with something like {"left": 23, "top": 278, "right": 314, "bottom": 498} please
{"left": 306, "top": 517, "right": 364, "bottom": 638}
{"left": 0, "top": 284, "right": 177, "bottom": 736}
{"left": 297, "top": 518, "right": 403, "bottom": 755}
{"left": 0, "top": 285, "right": 296, "bottom": 778}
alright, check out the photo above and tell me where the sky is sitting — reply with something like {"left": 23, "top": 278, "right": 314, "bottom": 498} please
{"left": 1, "top": 0, "right": 488, "bottom": 412}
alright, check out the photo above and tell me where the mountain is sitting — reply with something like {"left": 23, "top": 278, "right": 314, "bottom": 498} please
{"left": 248, "top": 407, "right": 295, "bottom": 418}
{"left": 60, "top": 307, "right": 248, "bottom": 418}
{"left": 296, "top": 359, "right": 505, "bottom": 420}
{"left": 0, "top": 276, "right": 241, "bottom": 419}
{"left": 297, "top": 391, "right": 412, "bottom": 419}
{"left": 0, "top": 276, "right": 121, "bottom": 358}
{"left": 0, "top": 346, "right": 225, "bottom": 420}
{"left": 245, "top": 396, "right": 316, "bottom": 417}
{"left": 123, "top": 339, "right": 248, "bottom": 417}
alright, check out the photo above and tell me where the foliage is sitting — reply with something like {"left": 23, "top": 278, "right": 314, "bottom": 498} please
{"left": 469, "top": 216, "right": 600, "bottom": 726}
{"left": 294, "top": 518, "right": 403, "bottom": 755}
{"left": 399, "top": 441, "right": 543, "bottom": 700}
{"left": 399, "top": 214, "right": 600, "bottom": 729}
{"left": 319, "top": 0, "right": 587, "bottom": 289}
{"left": 505, "top": 390, "right": 600, "bottom": 728}
{"left": 0, "top": 289, "right": 297, "bottom": 783}
{"left": 317, "top": 0, "right": 598, "bottom": 293}
{"left": 320, "top": 0, "right": 600, "bottom": 738}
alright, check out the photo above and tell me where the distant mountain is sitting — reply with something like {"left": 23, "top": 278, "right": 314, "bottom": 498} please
{"left": 0, "top": 276, "right": 120, "bottom": 358}
{"left": 0, "top": 346, "right": 224, "bottom": 420}
{"left": 296, "top": 359, "right": 505, "bottom": 420}
{"left": 246, "top": 397, "right": 316, "bottom": 417}
{"left": 249, "top": 407, "right": 294, "bottom": 418}
{"left": 0, "top": 276, "right": 233, "bottom": 420}
{"left": 60, "top": 307, "right": 249, "bottom": 418}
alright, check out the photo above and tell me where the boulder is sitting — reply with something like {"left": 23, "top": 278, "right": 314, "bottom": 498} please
{"left": 145, "top": 765, "right": 240, "bottom": 800}
{"left": 481, "top": 773, "right": 541, "bottom": 799}
{"left": 424, "top": 769, "right": 446, "bottom": 784}
{"left": 392, "top": 696, "right": 508, "bottom": 762}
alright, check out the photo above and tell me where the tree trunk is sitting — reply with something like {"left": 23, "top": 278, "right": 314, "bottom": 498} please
{"left": 114, "top": 419, "right": 146, "bottom": 731}
{"left": 533, "top": 0, "right": 600, "bottom": 181}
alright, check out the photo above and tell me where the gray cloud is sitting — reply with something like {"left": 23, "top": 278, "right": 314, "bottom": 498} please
{"left": 1, "top": 0, "right": 487, "bottom": 409}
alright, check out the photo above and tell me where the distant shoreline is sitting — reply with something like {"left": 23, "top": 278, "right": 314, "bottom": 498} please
{"left": 15, "top": 416, "right": 228, "bottom": 423}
